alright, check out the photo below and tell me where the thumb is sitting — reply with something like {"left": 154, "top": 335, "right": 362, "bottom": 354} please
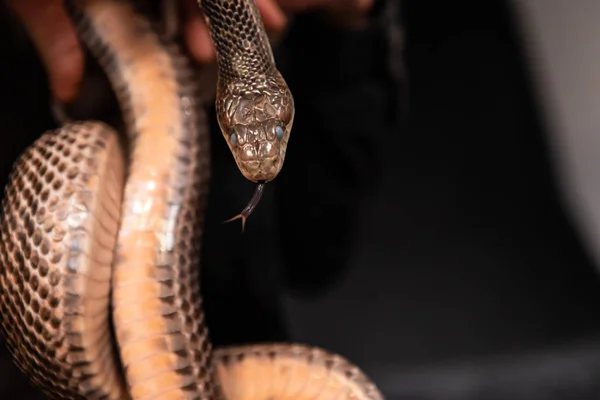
{"left": 7, "top": 0, "right": 84, "bottom": 103}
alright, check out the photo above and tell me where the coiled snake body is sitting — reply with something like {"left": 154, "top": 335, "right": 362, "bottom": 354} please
{"left": 0, "top": 0, "right": 384, "bottom": 399}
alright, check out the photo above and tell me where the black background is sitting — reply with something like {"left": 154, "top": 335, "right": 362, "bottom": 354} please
{"left": 1, "top": 1, "right": 600, "bottom": 399}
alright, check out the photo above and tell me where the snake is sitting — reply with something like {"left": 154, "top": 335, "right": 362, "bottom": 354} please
{"left": 0, "top": 0, "right": 384, "bottom": 399}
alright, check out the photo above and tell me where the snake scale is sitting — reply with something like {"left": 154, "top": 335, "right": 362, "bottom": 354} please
{"left": 0, "top": 0, "right": 384, "bottom": 399}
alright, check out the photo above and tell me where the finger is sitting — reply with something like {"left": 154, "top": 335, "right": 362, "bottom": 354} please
{"left": 183, "top": 0, "right": 215, "bottom": 63}
{"left": 183, "top": 0, "right": 287, "bottom": 65}
{"left": 277, "top": 0, "right": 372, "bottom": 14}
{"left": 254, "top": 0, "right": 287, "bottom": 32}
{"left": 183, "top": 0, "right": 216, "bottom": 63}
{"left": 7, "top": 0, "right": 84, "bottom": 103}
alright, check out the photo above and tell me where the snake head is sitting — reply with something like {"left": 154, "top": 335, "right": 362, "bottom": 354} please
{"left": 216, "top": 73, "right": 294, "bottom": 183}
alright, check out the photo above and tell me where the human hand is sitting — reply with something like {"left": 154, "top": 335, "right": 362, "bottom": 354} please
{"left": 6, "top": 0, "right": 373, "bottom": 104}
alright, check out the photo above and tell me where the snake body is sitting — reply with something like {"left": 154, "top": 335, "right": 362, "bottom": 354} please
{"left": 0, "top": 1, "right": 383, "bottom": 399}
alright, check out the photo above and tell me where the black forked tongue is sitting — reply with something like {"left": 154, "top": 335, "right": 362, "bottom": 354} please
{"left": 224, "top": 182, "right": 266, "bottom": 232}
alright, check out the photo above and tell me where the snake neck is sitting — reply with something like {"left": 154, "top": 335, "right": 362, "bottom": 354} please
{"left": 198, "top": 0, "right": 276, "bottom": 81}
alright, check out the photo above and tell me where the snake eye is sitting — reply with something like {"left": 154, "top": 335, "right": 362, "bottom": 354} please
{"left": 230, "top": 131, "right": 237, "bottom": 146}
{"left": 275, "top": 125, "right": 284, "bottom": 139}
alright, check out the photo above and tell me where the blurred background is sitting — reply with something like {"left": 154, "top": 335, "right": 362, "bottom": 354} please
{"left": 2, "top": 0, "right": 600, "bottom": 399}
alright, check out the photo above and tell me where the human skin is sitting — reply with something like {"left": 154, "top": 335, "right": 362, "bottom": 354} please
{"left": 6, "top": 0, "right": 373, "bottom": 103}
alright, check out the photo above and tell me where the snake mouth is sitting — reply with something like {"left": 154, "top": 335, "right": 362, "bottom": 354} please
{"left": 237, "top": 156, "right": 281, "bottom": 183}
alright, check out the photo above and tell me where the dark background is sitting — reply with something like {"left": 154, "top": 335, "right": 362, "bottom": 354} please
{"left": 1, "top": 1, "right": 600, "bottom": 399}
{"left": 283, "top": 1, "right": 600, "bottom": 398}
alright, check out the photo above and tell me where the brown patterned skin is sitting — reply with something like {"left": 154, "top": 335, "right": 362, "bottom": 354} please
{"left": 198, "top": 0, "right": 295, "bottom": 183}
{"left": 0, "top": 122, "right": 128, "bottom": 400}
{"left": 0, "top": 1, "right": 384, "bottom": 400}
